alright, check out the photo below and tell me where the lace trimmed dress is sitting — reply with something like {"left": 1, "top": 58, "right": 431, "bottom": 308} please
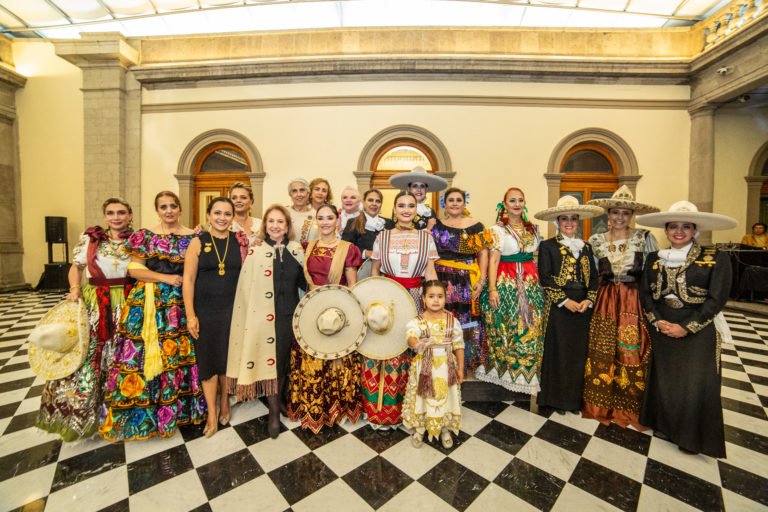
{"left": 431, "top": 220, "right": 487, "bottom": 371}
{"left": 99, "top": 229, "right": 206, "bottom": 441}
{"left": 582, "top": 229, "right": 657, "bottom": 429}
{"left": 477, "top": 224, "right": 545, "bottom": 394}
{"left": 37, "top": 229, "right": 133, "bottom": 441}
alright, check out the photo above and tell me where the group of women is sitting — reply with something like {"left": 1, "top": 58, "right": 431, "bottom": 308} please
{"left": 34, "top": 170, "right": 735, "bottom": 458}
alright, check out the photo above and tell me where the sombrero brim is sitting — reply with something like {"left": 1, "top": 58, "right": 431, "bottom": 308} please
{"left": 587, "top": 199, "right": 660, "bottom": 216}
{"left": 351, "top": 277, "right": 417, "bottom": 360}
{"left": 28, "top": 300, "right": 89, "bottom": 380}
{"left": 292, "top": 285, "right": 367, "bottom": 360}
{"left": 635, "top": 211, "right": 737, "bottom": 231}
{"left": 389, "top": 172, "right": 448, "bottom": 192}
{"left": 534, "top": 205, "right": 605, "bottom": 221}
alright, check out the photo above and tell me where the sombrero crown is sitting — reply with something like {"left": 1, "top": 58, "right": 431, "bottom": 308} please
{"left": 636, "top": 200, "right": 737, "bottom": 231}
{"left": 389, "top": 166, "right": 448, "bottom": 192}
{"left": 534, "top": 195, "right": 604, "bottom": 221}
{"left": 587, "top": 185, "right": 659, "bottom": 215}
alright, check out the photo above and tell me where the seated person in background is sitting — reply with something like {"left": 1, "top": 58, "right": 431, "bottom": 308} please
{"left": 741, "top": 222, "right": 768, "bottom": 248}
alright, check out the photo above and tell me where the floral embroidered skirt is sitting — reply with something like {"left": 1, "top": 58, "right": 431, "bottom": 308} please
{"left": 37, "top": 285, "right": 129, "bottom": 441}
{"left": 99, "top": 281, "right": 206, "bottom": 441}
{"left": 361, "top": 354, "right": 411, "bottom": 427}
{"left": 402, "top": 347, "right": 461, "bottom": 440}
{"left": 476, "top": 261, "right": 544, "bottom": 394}
{"left": 287, "top": 345, "right": 362, "bottom": 434}
{"left": 435, "top": 262, "right": 487, "bottom": 371}
{"left": 582, "top": 281, "right": 650, "bottom": 429}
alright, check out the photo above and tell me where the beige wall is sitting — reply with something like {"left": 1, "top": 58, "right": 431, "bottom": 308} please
{"left": 142, "top": 80, "right": 691, "bottom": 235}
{"left": 713, "top": 107, "right": 768, "bottom": 243}
{"left": 14, "top": 41, "right": 84, "bottom": 283}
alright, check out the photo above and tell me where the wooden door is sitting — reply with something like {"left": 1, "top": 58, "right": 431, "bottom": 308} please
{"left": 193, "top": 143, "right": 250, "bottom": 227}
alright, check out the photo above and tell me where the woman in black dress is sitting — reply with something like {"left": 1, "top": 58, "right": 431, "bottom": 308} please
{"left": 183, "top": 197, "right": 248, "bottom": 437}
{"left": 342, "top": 189, "right": 394, "bottom": 278}
{"left": 636, "top": 201, "right": 735, "bottom": 456}
{"left": 534, "top": 196, "right": 602, "bottom": 414}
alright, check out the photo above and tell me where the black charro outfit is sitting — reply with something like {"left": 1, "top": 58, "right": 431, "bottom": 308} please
{"left": 639, "top": 242, "right": 731, "bottom": 458}
{"left": 341, "top": 217, "right": 395, "bottom": 253}
{"left": 194, "top": 232, "right": 243, "bottom": 380}
{"left": 537, "top": 235, "right": 598, "bottom": 412}
{"left": 266, "top": 237, "right": 307, "bottom": 395}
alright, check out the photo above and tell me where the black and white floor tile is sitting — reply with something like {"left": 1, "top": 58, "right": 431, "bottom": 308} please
{"left": 0, "top": 292, "right": 767, "bottom": 511}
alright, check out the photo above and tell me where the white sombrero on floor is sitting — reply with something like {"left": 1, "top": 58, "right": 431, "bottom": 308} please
{"left": 28, "top": 299, "right": 89, "bottom": 380}
{"left": 351, "top": 276, "right": 417, "bottom": 360}
{"left": 292, "top": 285, "right": 367, "bottom": 360}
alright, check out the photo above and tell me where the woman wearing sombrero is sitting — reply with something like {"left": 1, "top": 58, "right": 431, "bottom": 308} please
{"left": 389, "top": 166, "right": 448, "bottom": 231}
{"left": 581, "top": 186, "right": 659, "bottom": 429}
{"left": 534, "top": 196, "right": 601, "bottom": 414}
{"left": 636, "top": 201, "right": 735, "bottom": 457}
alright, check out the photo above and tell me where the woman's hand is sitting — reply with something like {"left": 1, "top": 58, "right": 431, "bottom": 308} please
{"left": 577, "top": 300, "right": 592, "bottom": 313}
{"left": 457, "top": 367, "right": 465, "bottom": 384}
{"left": 66, "top": 287, "right": 81, "bottom": 302}
{"left": 165, "top": 274, "right": 183, "bottom": 287}
{"left": 658, "top": 321, "right": 687, "bottom": 338}
{"left": 488, "top": 289, "right": 500, "bottom": 309}
{"left": 564, "top": 299, "right": 581, "bottom": 313}
{"left": 472, "top": 279, "right": 485, "bottom": 300}
{"left": 187, "top": 316, "right": 199, "bottom": 339}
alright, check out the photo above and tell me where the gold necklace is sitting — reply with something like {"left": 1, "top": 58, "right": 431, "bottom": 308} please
{"left": 211, "top": 233, "right": 230, "bottom": 276}
{"left": 606, "top": 232, "right": 629, "bottom": 268}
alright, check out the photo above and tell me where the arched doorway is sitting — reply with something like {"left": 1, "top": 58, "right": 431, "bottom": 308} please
{"left": 192, "top": 142, "right": 250, "bottom": 227}
{"left": 745, "top": 140, "right": 768, "bottom": 227}
{"left": 559, "top": 143, "right": 619, "bottom": 239}
{"left": 545, "top": 128, "right": 640, "bottom": 238}
{"left": 371, "top": 139, "right": 438, "bottom": 218}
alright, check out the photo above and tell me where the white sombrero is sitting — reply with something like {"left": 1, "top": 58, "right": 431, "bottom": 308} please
{"left": 351, "top": 277, "right": 418, "bottom": 360}
{"left": 636, "top": 200, "right": 737, "bottom": 231}
{"left": 389, "top": 166, "right": 448, "bottom": 192}
{"left": 292, "top": 285, "right": 367, "bottom": 360}
{"left": 534, "top": 195, "right": 605, "bottom": 222}
{"left": 28, "top": 300, "right": 89, "bottom": 380}
{"left": 587, "top": 185, "right": 659, "bottom": 215}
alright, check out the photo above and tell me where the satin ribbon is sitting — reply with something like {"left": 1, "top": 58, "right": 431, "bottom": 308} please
{"left": 435, "top": 258, "right": 481, "bottom": 315}
{"left": 127, "top": 261, "right": 163, "bottom": 381}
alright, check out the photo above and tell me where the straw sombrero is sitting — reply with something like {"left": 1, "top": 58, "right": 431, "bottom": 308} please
{"left": 292, "top": 285, "right": 367, "bottom": 360}
{"left": 28, "top": 300, "right": 89, "bottom": 380}
{"left": 351, "top": 277, "right": 417, "bottom": 360}
{"left": 587, "top": 185, "right": 659, "bottom": 215}
{"left": 389, "top": 166, "right": 448, "bottom": 192}
{"left": 534, "top": 195, "right": 604, "bottom": 222}
{"left": 636, "top": 200, "right": 737, "bottom": 231}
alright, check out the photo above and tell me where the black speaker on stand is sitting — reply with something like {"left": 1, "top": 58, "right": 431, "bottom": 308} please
{"left": 41, "top": 216, "right": 70, "bottom": 291}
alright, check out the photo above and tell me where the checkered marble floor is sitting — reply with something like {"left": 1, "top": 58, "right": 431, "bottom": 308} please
{"left": 1, "top": 291, "right": 767, "bottom": 512}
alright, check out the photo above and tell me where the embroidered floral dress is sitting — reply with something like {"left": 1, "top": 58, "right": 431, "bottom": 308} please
{"left": 99, "top": 230, "right": 206, "bottom": 441}
{"left": 477, "top": 224, "right": 545, "bottom": 394}
{"left": 582, "top": 229, "right": 657, "bottom": 429}
{"left": 37, "top": 229, "right": 133, "bottom": 441}
{"left": 402, "top": 313, "right": 463, "bottom": 441}
{"left": 431, "top": 220, "right": 487, "bottom": 371}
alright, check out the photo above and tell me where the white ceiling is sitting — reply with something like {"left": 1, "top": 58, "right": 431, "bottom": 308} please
{"left": 0, "top": 0, "right": 734, "bottom": 39}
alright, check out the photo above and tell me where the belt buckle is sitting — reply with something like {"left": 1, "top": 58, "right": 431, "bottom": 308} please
{"left": 664, "top": 297, "right": 684, "bottom": 309}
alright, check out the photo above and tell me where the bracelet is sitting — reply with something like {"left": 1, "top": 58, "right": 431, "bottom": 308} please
{"left": 488, "top": 287, "right": 497, "bottom": 292}
{"left": 69, "top": 285, "right": 81, "bottom": 290}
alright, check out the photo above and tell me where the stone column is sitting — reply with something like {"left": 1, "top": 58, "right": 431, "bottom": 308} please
{"left": 688, "top": 106, "right": 716, "bottom": 244}
{"left": 0, "top": 48, "right": 29, "bottom": 291}
{"left": 55, "top": 33, "right": 139, "bottom": 227}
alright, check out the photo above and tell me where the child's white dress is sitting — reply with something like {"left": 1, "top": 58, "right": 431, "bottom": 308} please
{"left": 402, "top": 313, "right": 464, "bottom": 440}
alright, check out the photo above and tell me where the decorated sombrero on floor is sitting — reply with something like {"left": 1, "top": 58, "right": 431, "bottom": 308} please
{"left": 292, "top": 285, "right": 367, "bottom": 360}
{"left": 28, "top": 299, "right": 89, "bottom": 380}
{"left": 351, "top": 276, "right": 417, "bottom": 360}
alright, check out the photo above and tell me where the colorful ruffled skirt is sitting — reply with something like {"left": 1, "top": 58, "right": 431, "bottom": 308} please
{"left": 99, "top": 281, "right": 206, "bottom": 441}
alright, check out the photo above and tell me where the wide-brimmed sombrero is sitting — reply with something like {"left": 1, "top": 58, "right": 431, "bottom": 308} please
{"left": 292, "top": 285, "right": 367, "bottom": 360}
{"left": 351, "top": 277, "right": 417, "bottom": 360}
{"left": 534, "top": 195, "right": 604, "bottom": 222}
{"left": 587, "top": 185, "right": 659, "bottom": 215}
{"left": 636, "top": 200, "right": 737, "bottom": 231}
{"left": 389, "top": 166, "right": 448, "bottom": 192}
{"left": 28, "top": 300, "right": 89, "bottom": 380}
